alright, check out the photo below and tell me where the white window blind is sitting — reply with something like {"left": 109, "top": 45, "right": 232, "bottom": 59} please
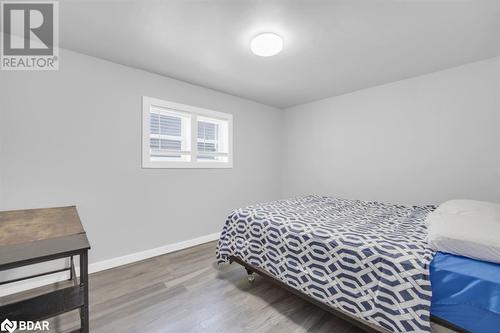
{"left": 149, "top": 108, "right": 191, "bottom": 162}
{"left": 197, "top": 116, "right": 229, "bottom": 162}
{"left": 143, "top": 97, "right": 233, "bottom": 168}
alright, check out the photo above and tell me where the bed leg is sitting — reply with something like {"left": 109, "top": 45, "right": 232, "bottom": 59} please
{"left": 245, "top": 268, "right": 255, "bottom": 283}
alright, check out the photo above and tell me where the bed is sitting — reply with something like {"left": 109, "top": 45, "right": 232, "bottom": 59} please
{"left": 216, "top": 195, "right": 500, "bottom": 333}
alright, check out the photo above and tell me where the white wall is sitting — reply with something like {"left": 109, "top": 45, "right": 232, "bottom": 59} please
{"left": 0, "top": 73, "right": 4, "bottom": 207}
{"left": 282, "top": 57, "right": 500, "bottom": 205}
{"left": 1, "top": 49, "right": 499, "bottom": 289}
{"left": 0, "top": 49, "right": 282, "bottom": 266}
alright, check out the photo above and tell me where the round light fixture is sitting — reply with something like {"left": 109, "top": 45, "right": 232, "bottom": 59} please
{"left": 250, "top": 33, "right": 283, "bottom": 57}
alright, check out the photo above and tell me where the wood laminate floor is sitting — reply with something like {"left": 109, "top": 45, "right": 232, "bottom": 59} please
{"left": 3, "top": 241, "right": 366, "bottom": 333}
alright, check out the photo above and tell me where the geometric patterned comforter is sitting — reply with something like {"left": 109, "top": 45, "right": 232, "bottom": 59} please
{"left": 216, "top": 195, "right": 436, "bottom": 332}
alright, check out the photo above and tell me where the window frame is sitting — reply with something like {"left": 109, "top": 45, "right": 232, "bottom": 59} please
{"left": 142, "top": 96, "right": 233, "bottom": 169}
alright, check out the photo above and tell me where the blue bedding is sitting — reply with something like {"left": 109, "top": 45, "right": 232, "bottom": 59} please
{"left": 431, "top": 252, "right": 500, "bottom": 333}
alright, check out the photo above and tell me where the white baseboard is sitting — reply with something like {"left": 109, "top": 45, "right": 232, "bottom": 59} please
{"left": 0, "top": 232, "right": 221, "bottom": 297}
{"left": 0, "top": 270, "right": 72, "bottom": 298}
{"left": 88, "top": 232, "right": 220, "bottom": 273}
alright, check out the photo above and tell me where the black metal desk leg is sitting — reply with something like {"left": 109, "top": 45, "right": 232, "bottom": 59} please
{"left": 69, "top": 256, "right": 74, "bottom": 281}
{"left": 79, "top": 250, "right": 89, "bottom": 333}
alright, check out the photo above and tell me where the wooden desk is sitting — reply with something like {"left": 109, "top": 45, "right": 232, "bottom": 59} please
{"left": 0, "top": 206, "right": 90, "bottom": 332}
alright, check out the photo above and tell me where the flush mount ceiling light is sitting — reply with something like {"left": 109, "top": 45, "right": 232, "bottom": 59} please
{"left": 250, "top": 33, "right": 283, "bottom": 57}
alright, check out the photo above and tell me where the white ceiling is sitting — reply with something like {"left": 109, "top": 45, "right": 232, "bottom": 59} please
{"left": 60, "top": 0, "right": 500, "bottom": 108}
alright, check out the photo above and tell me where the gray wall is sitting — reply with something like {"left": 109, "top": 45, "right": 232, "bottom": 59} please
{"left": 0, "top": 49, "right": 282, "bottom": 264}
{"left": 282, "top": 57, "right": 500, "bottom": 205}
{"left": 1, "top": 49, "right": 499, "bottom": 272}
{"left": 0, "top": 73, "right": 4, "bottom": 208}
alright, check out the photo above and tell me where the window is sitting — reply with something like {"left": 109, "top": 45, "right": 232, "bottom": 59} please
{"left": 149, "top": 108, "right": 191, "bottom": 162}
{"left": 142, "top": 96, "right": 233, "bottom": 168}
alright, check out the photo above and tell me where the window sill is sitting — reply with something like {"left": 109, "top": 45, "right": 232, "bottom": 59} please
{"left": 142, "top": 161, "right": 234, "bottom": 169}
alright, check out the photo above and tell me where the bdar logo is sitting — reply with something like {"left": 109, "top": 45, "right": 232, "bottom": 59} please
{"left": 0, "top": 319, "right": 17, "bottom": 333}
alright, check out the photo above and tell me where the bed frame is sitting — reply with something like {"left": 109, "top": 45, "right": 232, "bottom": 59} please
{"left": 229, "top": 255, "right": 471, "bottom": 333}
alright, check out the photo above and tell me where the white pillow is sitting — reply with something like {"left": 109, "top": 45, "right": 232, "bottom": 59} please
{"left": 426, "top": 199, "right": 500, "bottom": 264}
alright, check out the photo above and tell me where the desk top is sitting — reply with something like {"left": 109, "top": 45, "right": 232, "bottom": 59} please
{"left": 0, "top": 206, "right": 90, "bottom": 269}
{"left": 0, "top": 206, "right": 84, "bottom": 246}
